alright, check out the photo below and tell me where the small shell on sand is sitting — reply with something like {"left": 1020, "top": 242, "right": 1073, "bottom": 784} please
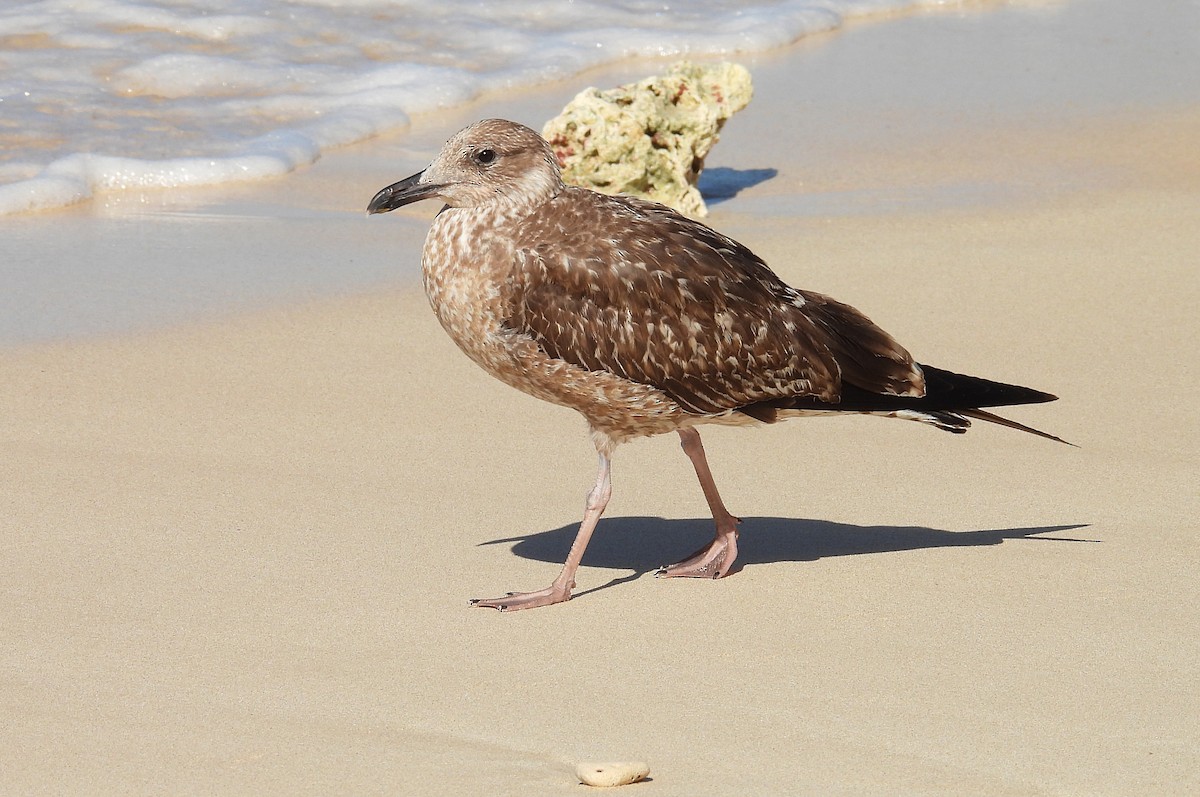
{"left": 575, "top": 761, "right": 651, "bottom": 787}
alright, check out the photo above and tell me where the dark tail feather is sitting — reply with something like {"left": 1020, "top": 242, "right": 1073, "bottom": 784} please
{"left": 916, "top": 364, "right": 1058, "bottom": 409}
{"left": 742, "top": 363, "right": 1070, "bottom": 444}
{"left": 960, "top": 408, "right": 1075, "bottom": 446}
{"left": 919, "top": 365, "right": 1072, "bottom": 445}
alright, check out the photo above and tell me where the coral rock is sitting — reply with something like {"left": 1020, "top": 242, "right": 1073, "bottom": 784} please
{"left": 543, "top": 61, "right": 753, "bottom": 217}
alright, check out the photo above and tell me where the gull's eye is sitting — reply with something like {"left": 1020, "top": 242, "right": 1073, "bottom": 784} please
{"left": 475, "top": 148, "right": 497, "bottom": 165}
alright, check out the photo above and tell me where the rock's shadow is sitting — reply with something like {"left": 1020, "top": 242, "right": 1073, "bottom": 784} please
{"left": 699, "top": 167, "right": 778, "bottom": 203}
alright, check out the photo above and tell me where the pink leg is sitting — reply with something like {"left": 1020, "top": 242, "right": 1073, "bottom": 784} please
{"left": 471, "top": 452, "right": 613, "bottom": 611}
{"left": 658, "top": 427, "right": 741, "bottom": 579}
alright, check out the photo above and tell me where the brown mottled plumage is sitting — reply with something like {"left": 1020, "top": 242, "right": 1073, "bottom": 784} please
{"left": 367, "top": 119, "right": 1065, "bottom": 611}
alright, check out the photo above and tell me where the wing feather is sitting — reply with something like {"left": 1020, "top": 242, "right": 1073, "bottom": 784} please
{"left": 504, "top": 189, "right": 922, "bottom": 414}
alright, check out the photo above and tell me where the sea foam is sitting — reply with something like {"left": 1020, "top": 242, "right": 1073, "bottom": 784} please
{"left": 0, "top": 0, "right": 970, "bottom": 215}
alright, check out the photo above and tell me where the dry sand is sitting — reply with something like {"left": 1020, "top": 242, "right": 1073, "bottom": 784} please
{"left": 3, "top": 2, "right": 1199, "bottom": 794}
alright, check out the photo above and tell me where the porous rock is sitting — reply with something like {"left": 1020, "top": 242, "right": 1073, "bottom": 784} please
{"left": 543, "top": 61, "right": 752, "bottom": 217}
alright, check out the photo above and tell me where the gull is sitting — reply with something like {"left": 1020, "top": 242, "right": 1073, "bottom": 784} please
{"left": 367, "top": 119, "right": 1065, "bottom": 611}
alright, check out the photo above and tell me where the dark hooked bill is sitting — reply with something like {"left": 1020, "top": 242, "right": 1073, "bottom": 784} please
{"left": 366, "top": 171, "right": 443, "bottom": 214}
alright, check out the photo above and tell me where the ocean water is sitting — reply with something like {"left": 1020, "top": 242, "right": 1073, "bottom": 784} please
{"left": 1, "top": 0, "right": 973, "bottom": 216}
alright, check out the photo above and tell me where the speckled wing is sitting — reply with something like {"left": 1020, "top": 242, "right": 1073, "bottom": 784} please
{"left": 505, "top": 189, "right": 923, "bottom": 415}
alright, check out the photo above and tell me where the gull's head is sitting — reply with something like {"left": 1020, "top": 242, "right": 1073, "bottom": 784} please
{"left": 367, "top": 119, "right": 563, "bottom": 216}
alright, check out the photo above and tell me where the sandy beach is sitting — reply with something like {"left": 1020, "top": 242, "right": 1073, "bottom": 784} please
{"left": 3, "top": 1, "right": 1199, "bottom": 794}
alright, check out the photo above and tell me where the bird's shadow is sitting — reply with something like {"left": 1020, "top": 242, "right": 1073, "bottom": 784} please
{"left": 480, "top": 516, "right": 1094, "bottom": 598}
{"left": 699, "top": 167, "right": 778, "bottom": 204}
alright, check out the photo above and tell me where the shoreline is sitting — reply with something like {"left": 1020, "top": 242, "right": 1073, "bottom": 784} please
{"left": 3, "top": 0, "right": 1198, "bottom": 793}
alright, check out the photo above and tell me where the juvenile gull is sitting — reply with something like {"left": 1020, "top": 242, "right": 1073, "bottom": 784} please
{"left": 367, "top": 119, "right": 1065, "bottom": 611}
